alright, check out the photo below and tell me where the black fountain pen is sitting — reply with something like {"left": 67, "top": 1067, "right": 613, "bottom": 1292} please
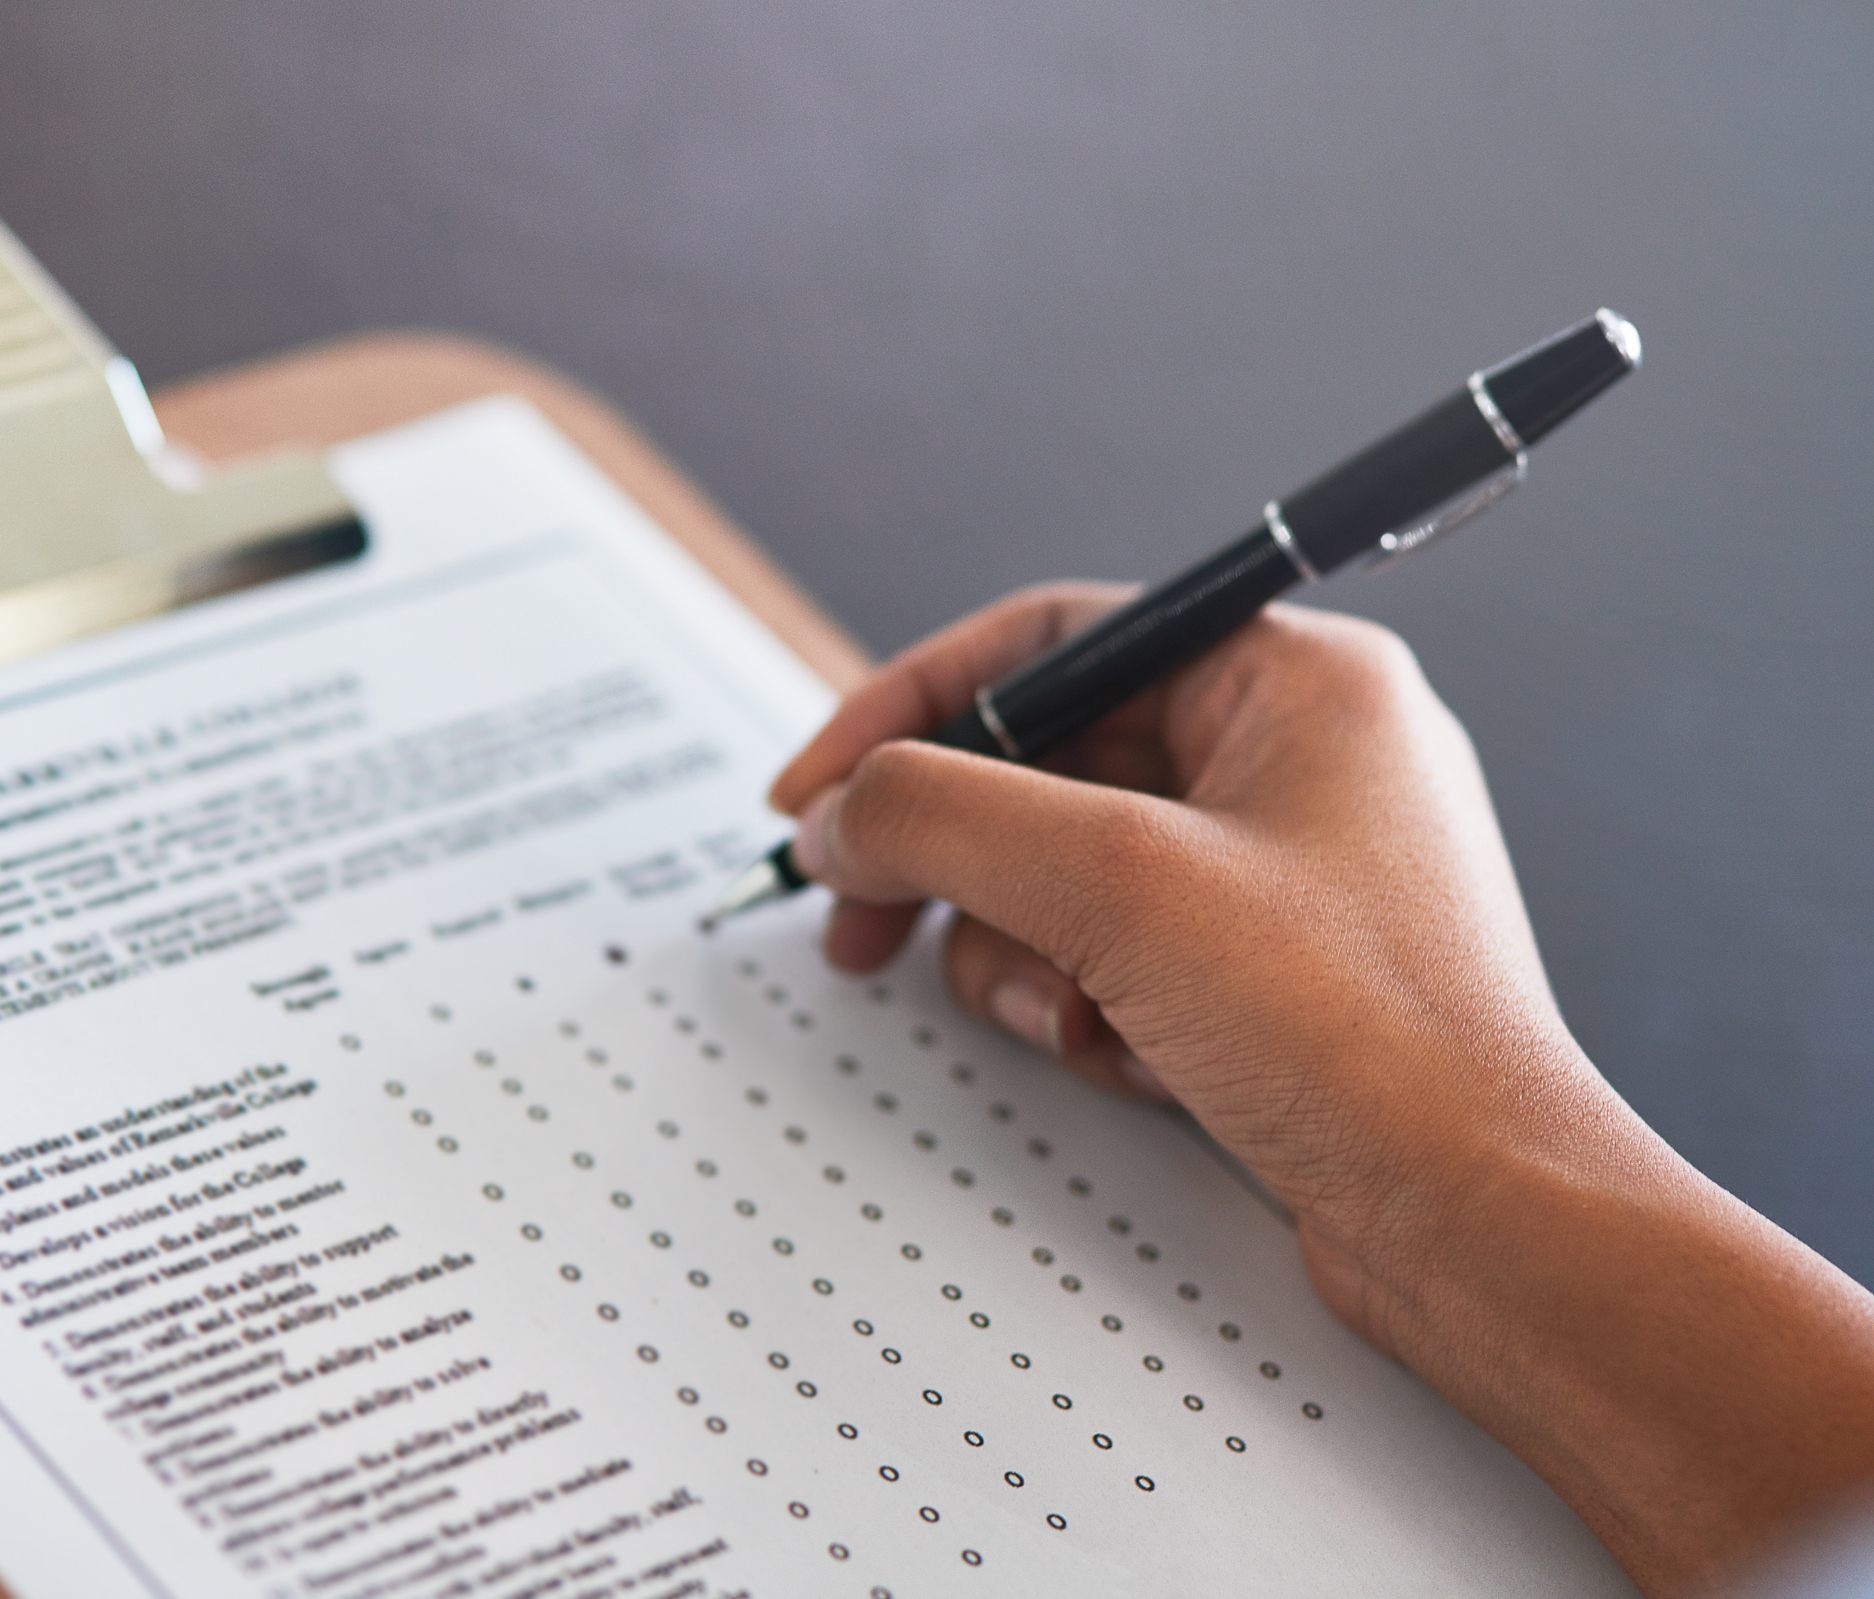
{"left": 701, "top": 308, "right": 1641, "bottom": 929}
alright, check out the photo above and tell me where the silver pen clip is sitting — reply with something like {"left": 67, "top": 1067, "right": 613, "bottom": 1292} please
{"left": 1365, "top": 451, "right": 1528, "bottom": 570}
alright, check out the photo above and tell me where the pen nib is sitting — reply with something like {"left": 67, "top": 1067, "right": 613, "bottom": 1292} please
{"left": 697, "top": 855, "right": 795, "bottom": 934}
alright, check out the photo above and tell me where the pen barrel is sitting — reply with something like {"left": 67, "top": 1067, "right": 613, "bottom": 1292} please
{"left": 931, "top": 524, "right": 1300, "bottom": 761}
{"left": 1280, "top": 388, "right": 1515, "bottom": 574}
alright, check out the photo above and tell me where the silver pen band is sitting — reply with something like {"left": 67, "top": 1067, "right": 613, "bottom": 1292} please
{"left": 1467, "top": 372, "right": 1527, "bottom": 456}
{"left": 974, "top": 684, "right": 1025, "bottom": 760}
{"left": 1263, "top": 501, "right": 1321, "bottom": 583}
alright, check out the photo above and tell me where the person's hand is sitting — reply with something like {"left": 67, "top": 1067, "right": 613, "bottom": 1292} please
{"left": 774, "top": 584, "right": 1589, "bottom": 1343}
{"left": 770, "top": 584, "right": 1874, "bottom": 1597}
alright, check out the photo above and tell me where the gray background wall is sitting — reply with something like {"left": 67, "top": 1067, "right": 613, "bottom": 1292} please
{"left": 3, "top": 3, "right": 1870, "bottom": 1279}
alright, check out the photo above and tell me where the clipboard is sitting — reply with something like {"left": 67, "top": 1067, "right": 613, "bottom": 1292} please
{"left": 0, "top": 221, "right": 365, "bottom": 665}
{"left": 0, "top": 227, "right": 1638, "bottom": 1599}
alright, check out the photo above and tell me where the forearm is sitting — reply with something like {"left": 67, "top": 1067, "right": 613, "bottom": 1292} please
{"left": 1375, "top": 1060, "right": 1874, "bottom": 1595}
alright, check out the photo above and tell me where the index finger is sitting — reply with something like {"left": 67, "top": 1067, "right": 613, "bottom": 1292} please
{"left": 768, "top": 580, "right": 1137, "bottom": 815}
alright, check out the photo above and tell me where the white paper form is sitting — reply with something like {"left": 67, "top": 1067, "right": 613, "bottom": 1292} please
{"left": 0, "top": 400, "right": 1635, "bottom": 1599}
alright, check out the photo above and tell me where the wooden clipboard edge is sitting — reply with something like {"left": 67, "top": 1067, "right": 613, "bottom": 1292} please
{"left": 152, "top": 331, "right": 873, "bottom": 695}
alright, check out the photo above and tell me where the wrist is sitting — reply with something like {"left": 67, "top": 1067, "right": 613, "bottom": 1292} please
{"left": 1337, "top": 1038, "right": 1874, "bottom": 1594}
{"left": 1284, "top": 1019, "right": 1628, "bottom": 1365}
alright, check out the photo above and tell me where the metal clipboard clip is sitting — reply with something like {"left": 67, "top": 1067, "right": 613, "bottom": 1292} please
{"left": 0, "top": 220, "right": 367, "bottom": 665}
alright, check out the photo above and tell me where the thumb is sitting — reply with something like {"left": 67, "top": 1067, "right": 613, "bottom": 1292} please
{"left": 790, "top": 740, "right": 1200, "bottom": 987}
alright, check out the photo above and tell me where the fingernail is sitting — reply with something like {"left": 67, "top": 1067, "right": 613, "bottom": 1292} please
{"left": 1119, "top": 1054, "right": 1175, "bottom": 1102}
{"left": 990, "top": 982, "right": 1062, "bottom": 1057}
{"left": 790, "top": 787, "right": 840, "bottom": 880}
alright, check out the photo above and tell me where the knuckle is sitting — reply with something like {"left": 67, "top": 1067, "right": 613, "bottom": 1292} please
{"left": 1079, "top": 797, "right": 1176, "bottom": 885}
{"left": 1344, "top": 615, "right": 1418, "bottom": 674}
{"left": 1344, "top": 620, "right": 1423, "bottom": 694}
{"left": 1266, "top": 611, "right": 1428, "bottom": 723}
{"left": 1041, "top": 798, "right": 1197, "bottom": 979}
{"left": 1306, "top": 611, "right": 1418, "bottom": 682}
{"left": 838, "top": 741, "right": 930, "bottom": 857}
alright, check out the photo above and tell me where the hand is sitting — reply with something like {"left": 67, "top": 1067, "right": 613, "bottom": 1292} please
{"left": 775, "top": 584, "right": 1586, "bottom": 1338}
{"left": 771, "top": 584, "right": 1874, "bottom": 1596}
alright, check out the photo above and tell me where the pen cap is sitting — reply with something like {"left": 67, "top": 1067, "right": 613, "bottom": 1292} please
{"left": 1481, "top": 310, "right": 1641, "bottom": 448}
{"left": 1279, "top": 310, "right": 1640, "bottom": 575}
